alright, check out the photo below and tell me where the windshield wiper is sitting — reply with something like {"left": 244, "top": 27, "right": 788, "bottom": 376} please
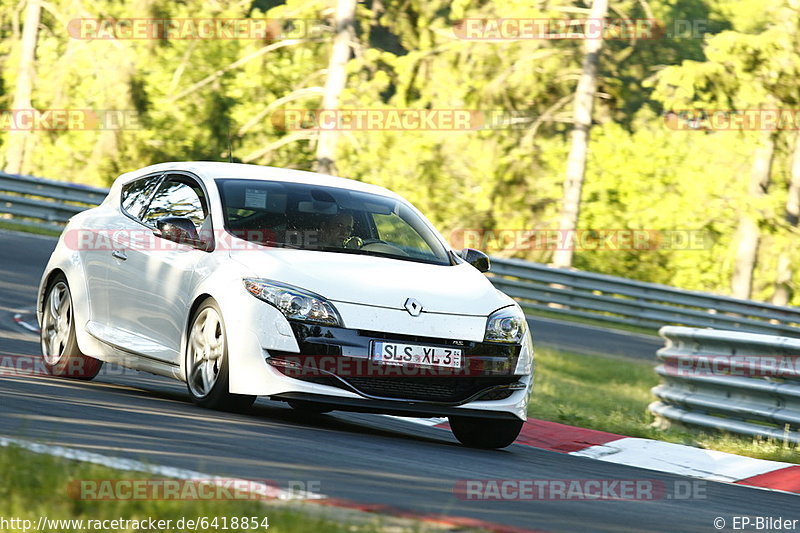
{"left": 316, "top": 246, "right": 447, "bottom": 265}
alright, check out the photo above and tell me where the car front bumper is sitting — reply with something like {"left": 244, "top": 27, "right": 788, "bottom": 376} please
{"left": 263, "top": 321, "right": 533, "bottom": 420}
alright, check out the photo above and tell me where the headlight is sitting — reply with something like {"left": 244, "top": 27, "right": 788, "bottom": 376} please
{"left": 515, "top": 329, "right": 534, "bottom": 375}
{"left": 243, "top": 279, "right": 342, "bottom": 326}
{"left": 484, "top": 305, "right": 526, "bottom": 344}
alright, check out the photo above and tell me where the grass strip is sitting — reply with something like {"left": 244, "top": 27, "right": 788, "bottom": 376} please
{"left": 0, "top": 444, "right": 437, "bottom": 533}
{"left": 0, "top": 220, "right": 62, "bottom": 237}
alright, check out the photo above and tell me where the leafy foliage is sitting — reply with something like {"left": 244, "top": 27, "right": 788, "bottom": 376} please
{"left": 1, "top": 0, "right": 798, "bottom": 303}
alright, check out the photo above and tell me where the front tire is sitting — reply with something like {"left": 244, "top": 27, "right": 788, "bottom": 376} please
{"left": 40, "top": 275, "right": 102, "bottom": 380}
{"left": 185, "top": 299, "right": 256, "bottom": 413}
{"left": 448, "top": 416, "right": 524, "bottom": 449}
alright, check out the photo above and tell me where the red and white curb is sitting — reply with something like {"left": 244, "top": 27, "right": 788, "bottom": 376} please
{"left": 424, "top": 418, "right": 800, "bottom": 495}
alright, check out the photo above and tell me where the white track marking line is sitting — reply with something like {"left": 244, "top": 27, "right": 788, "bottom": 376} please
{"left": 570, "top": 437, "right": 794, "bottom": 483}
{"left": 13, "top": 313, "right": 41, "bottom": 334}
{"left": 0, "top": 435, "right": 326, "bottom": 500}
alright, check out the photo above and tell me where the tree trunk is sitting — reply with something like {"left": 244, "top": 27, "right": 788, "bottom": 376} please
{"left": 772, "top": 131, "right": 800, "bottom": 306}
{"left": 3, "top": 0, "right": 41, "bottom": 174}
{"left": 552, "top": 0, "right": 608, "bottom": 268}
{"left": 314, "top": 0, "right": 357, "bottom": 175}
{"left": 731, "top": 130, "right": 775, "bottom": 300}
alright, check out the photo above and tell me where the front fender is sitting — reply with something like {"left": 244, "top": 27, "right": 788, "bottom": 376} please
{"left": 184, "top": 259, "right": 300, "bottom": 395}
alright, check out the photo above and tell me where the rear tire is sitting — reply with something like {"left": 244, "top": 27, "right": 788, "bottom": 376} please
{"left": 448, "top": 416, "right": 524, "bottom": 449}
{"left": 185, "top": 299, "right": 256, "bottom": 413}
{"left": 40, "top": 275, "right": 103, "bottom": 380}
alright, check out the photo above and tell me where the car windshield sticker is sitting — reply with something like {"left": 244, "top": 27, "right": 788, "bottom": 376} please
{"left": 244, "top": 188, "right": 267, "bottom": 209}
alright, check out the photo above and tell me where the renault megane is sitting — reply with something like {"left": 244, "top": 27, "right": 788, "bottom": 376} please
{"left": 38, "top": 162, "right": 533, "bottom": 448}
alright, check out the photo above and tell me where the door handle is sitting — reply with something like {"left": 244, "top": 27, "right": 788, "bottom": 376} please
{"left": 111, "top": 250, "right": 127, "bottom": 261}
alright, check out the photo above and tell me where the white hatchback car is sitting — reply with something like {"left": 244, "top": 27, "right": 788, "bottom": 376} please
{"left": 38, "top": 162, "right": 533, "bottom": 448}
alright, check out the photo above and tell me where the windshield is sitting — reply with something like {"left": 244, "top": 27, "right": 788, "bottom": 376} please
{"left": 216, "top": 179, "right": 451, "bottom": 265}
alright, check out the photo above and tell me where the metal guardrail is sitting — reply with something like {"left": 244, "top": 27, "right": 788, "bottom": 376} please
{"left": 490, "top": 257, "right": 800, "bottom": 336}
{"left": 1, "top": 171, "right": 799, "bottom": 337}
{"left": 649, "top": 326, "right": 800, "bottom": 443}
{"left": 0, "top": 172, "right": 108, "bottom": 232}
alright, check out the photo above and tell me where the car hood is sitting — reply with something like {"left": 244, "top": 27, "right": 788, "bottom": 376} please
{"left": 228, "top": 248, "right": 513, "bottom": 316}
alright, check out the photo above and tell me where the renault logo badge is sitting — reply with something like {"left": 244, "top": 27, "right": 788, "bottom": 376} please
{"left": 404, "top": 298, "right": 422, "bottom": 316}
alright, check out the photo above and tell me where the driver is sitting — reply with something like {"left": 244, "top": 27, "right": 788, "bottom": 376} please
{"left": 317, "top": 211, "right": 354, "bottom": 247}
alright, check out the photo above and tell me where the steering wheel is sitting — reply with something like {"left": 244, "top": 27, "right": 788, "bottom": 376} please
{"left": 343, "top": 236, "right": 364, "bottom": 249}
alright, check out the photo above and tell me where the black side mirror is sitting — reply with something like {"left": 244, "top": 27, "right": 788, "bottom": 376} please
{"left": 156, "top": 216, "right": 209, "bottom": 250}
{"left": 460, "top": 248, "right": 491, "bottom": 272}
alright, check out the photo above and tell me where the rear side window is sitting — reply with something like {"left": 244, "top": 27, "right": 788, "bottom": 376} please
{"left": 121, "top": 175, "right": 162, "bottom": 219}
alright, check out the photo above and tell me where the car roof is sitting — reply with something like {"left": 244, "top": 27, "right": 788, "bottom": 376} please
{"left": 120, "top": 161, "right": 400, "bottom": 199}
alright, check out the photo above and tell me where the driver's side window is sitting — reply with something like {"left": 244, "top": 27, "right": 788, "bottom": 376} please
{"left": 141, "top": 176, "right": 208, "bottom": 231}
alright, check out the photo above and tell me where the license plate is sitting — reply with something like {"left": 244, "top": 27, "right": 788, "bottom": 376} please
{"left": 371, "top": 341, "right": 462, "bottom": 368}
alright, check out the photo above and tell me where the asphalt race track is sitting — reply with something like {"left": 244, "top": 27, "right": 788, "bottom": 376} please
{"left": 0, "top": 229, "right": 796, "bottom": 532}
